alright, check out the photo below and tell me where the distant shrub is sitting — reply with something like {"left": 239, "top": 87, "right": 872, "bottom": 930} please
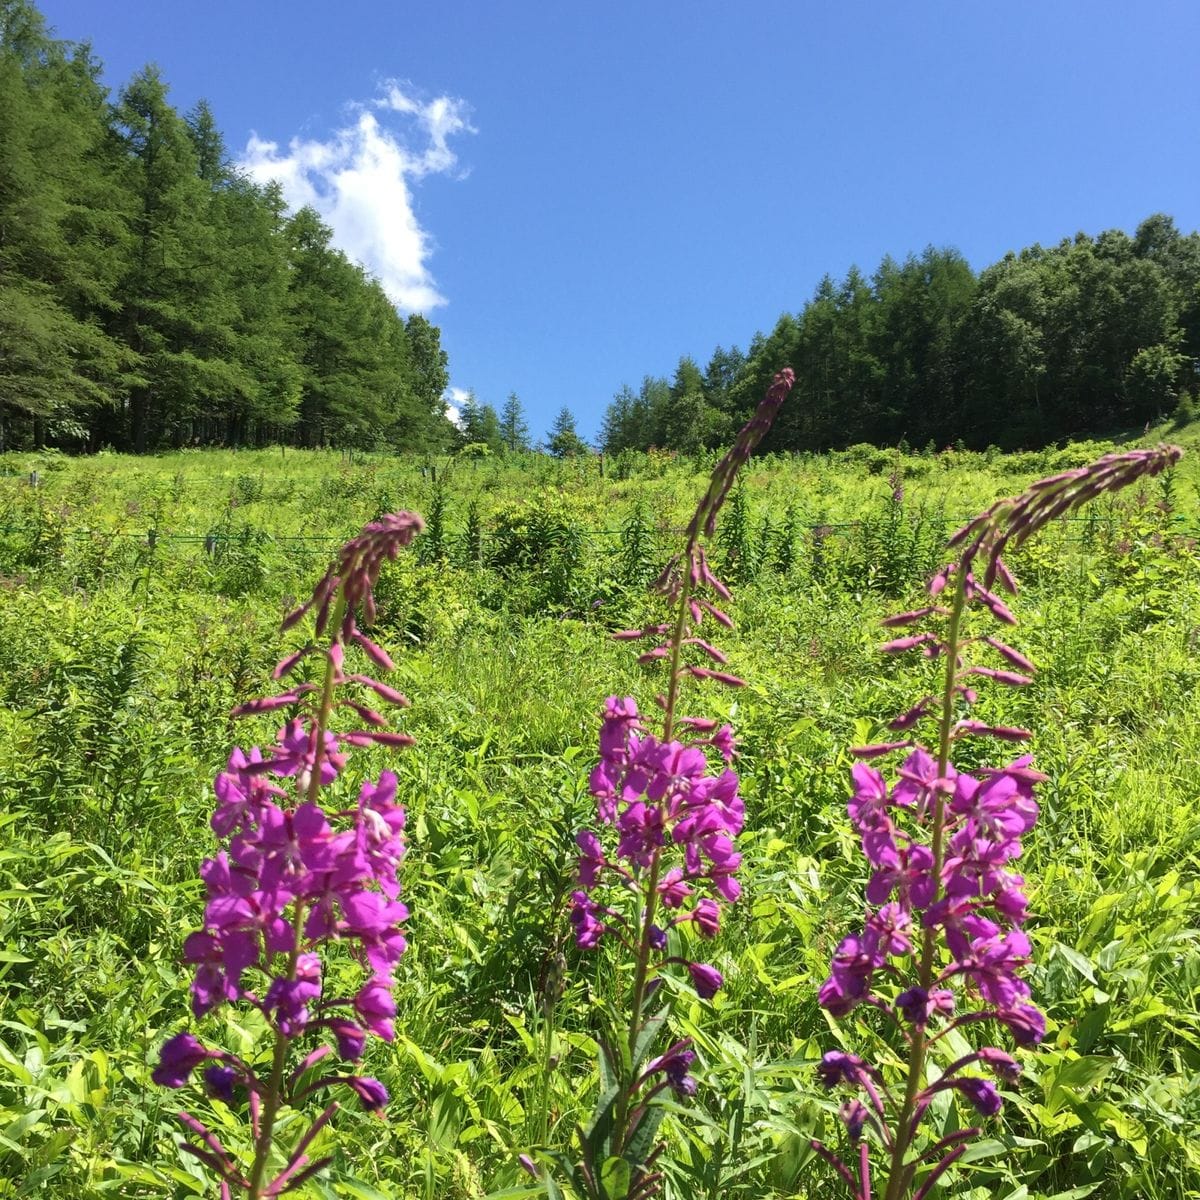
{"left": 1173, "top": 390, "right": 1197, "bottom": 428}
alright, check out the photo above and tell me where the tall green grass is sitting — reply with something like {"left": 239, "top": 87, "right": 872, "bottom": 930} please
{"left": 0, "top": 428, "right": 1198, "bottom": 1198}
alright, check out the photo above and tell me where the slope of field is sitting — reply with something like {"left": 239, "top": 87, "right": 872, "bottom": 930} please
{"left": 1, "top": 429, "right": 1198, "bottom": 1199}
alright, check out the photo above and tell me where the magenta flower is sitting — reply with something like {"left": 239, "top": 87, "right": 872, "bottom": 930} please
{"left": 326, "top": 1017, "right": 367, "bottom": 1062}
{"left": 955, "top": 1076, "right": 1002, "bottom": 1116}
{"left": 645, "top": 1041, "right": 698, "bottom": 1098}
{"left": 657, "top": 868, "right": 693, "bottom": 908}
{"left": 575, "top": 830, "right": 607, "bottom": 888}
{"left": 896, "top": 985, "right": 955, "bottom": 1028}
{"left": 559, "top": 371, "right": 796, "bottom": 1199}
{"left": 840, "top": 1099, "right": 869, "bottom": 1141}
{"left": 958, "top": 929, "right": 1033, "bottom": 1009}
{"left": 203, "top": 1064, "right": 239, "bottom": 1104}
{"left": 154, "top": 512, "right": 424, "bottom": 1199}
{"left": 270, "top": 718, "right": 346, "bottom": 788}
{"left": 212, "top": 747, "right": 284, "bottom": 837}
{"left": 354, "top": 976, "right": 398, "bottom": 1042}
{"left": 687, "top": 962, "right": 724, "bottom": 999}
{"left": 809, "top": 445, "right": 1185, "bottom": 1200}
{"left": 691, "top": 897, "right": 721, "bottom": 939}
{"left": 344, "top": 1076, "right": 389, "bottom": 1111}
{"left": 153, "top": 1033, "right": 216, "bottom": 1089}
{"left": 848, "top": 762, "right": 890, "bottom": 830}
{"left": 817, "top": 1051, "right": 873, "bottom": 1090}
{"left": 570, "top": 696, "right": 743, "bottom": 1000}
{"left": 569, "top": 890, "right": 607, "bottom": 949}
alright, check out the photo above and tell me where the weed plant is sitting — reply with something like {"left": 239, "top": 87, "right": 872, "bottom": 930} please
{"left": 0, "top": 421, "right": 1199, "bottom": 1197}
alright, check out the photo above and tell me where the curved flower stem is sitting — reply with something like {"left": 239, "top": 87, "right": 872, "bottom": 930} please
{"left": 882, "top": 570, "right": 968, "bottom": 1200}
{"left": 615, "top": 856, "right": 663, "bottom": 1154}
{"left": 247, "top": 628, "right": 341, "bottom": 1199}
{"left": 661, "top": 554, "right": 696, "bottom": 745}
{"left": 305, "top": 598, "right": 347, "bottom": 809}
{"left": 246, "top": 985, "right": 291, "bottom": 1194}
{"left": 614, "top": 565, "right": 695, "bottom": 1152}
{"left": 811, "top": 1140, "right": 861, "bottom": 1197}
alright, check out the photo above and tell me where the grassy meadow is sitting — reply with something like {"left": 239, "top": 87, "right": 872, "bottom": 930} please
{"left": 2, "top": 429, "right": 1200, "bottom": 1199}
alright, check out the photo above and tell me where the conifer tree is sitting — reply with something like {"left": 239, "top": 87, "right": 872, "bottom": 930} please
{"left": 546, "top": 406, "right": 587, "bottom": 457}
{"left": 499, "top": 392, "right": 530, "bottom": 452}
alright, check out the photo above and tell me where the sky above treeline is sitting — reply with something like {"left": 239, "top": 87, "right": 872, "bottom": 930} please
{"left": 37, "top": 0, "right": 1200, "bottom": 440}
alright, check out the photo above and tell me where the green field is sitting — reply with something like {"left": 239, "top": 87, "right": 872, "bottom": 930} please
{"left": 2, "top": 429, "right": 1200, "bottom": 1199}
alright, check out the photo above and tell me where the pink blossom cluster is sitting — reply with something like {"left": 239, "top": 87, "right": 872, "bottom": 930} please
{"left": 543, "top": 370, "right": 795, "bottom": 1190}
{"left": 570, "top": 697, "right": 742, "bottom": 1052}
{"left": 154, "top": 512, "right": 423, "bottom": 1199}
{"left": 812, "top": 445, "right": 1182, "bottom": 1200}
{"left": 817, "top": 747, "right": 1045, "bottom": 1131}
{"left": 165, "top": 748, "right": 409, "bottom": 1060}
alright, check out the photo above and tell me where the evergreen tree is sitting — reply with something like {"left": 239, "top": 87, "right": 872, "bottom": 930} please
{"left": 456, "top": 393, "right": 503, "bottom": 451}
{"left": 499, "top": 391, "right": 530, "bottom": 452}
{"left": 701, "top": 344, "right": 744, "bottom": 441}
{"left": 546, "top": 406, "right": 587, "bottom": 457}
{"left": 639, "top": 375, "right": 672, "bottom": 448}
{"left": 207, "top": 178, "right": 301, "bottom": 443}
{"left": 956, "top": 255, "right": 1049, "bottom": 446}
{"left": 729, "top": 315, "right": 801, "bottom": 451}
{"left": 456, "top": 392, "right": 480, "bottom": 442}
{"left": 1134, "top": 214, "right": 1200, "bottom": 396}
{"left": 282, "top": 207, "right": 418, "bottom": 447}
{"left": 0, "top": 5, "right": 127, "bottom": 445}
{"left": 598, "top": 384, "right": 637, "bottom": 453}
{"left": 404, "top": 313, "right": 451, "bottom": 448}
{"left": 661, "top": 356, "right": 710, "bottom": 453}
{"left": 0, "top": 4, "right": 458, "bottom": 452}
{"left": 185, "top": 99, "right": 230, "bottom": 186}
{"left": 114, "top": 66, "right": 232, "bottom": 449}
{"left": 476, "top": 402, "right": 502, "bottom": 451}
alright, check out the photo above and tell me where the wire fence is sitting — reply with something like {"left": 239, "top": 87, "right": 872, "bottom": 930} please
{"left": 0, "top": 513, "right": 1189, "bottom": 552}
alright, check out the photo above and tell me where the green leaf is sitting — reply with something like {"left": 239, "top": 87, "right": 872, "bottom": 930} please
{"left": 1050, "top": 1056, "right": 1113, "bottom": 1095}
{"left": 623, "top": 1103, "right": 666, "bottom": 1169}
{"left": 631, "top": 1009, "right": 668, "bottom": 1073}
{"left": 597, "top": 1038, "right": 619, "bottom": 1096}
{"left": 599, "top": 1156, "right": 631, "bottom": 1200}
{"left": 325, "top": 1180, "right": 394, "bottom": 1200}
{"left": 1053, "top": 941, "right": 1098, "bottom": 984}
{"left": 582, "top": 1086, "right": 623, "bottom": 1162}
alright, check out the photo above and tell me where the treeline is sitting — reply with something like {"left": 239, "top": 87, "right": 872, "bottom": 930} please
{"left": 454, "top": 393, "right": 590, "bottom": 458}
{"left": 601, "top": 218, "right": 1200, "bottom": 453}
{"left": 0, "top": 0, "right": 452, "bottom": 452}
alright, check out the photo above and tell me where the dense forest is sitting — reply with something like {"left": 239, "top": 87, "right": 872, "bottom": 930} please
{"left": 0, "top": 0, "right": 452, "bottom": 452}
{"left": 600, "top": 220, "right": 1200, "bottom": 454}
{"left": 3, "top": 0, "right": 1199, "bottom": 455}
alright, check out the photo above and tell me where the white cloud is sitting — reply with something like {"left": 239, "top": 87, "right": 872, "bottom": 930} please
{"left": 444, "top": 386, "right": 471, "bottom": 429}
{"left": 239, "top": 83, "right": 474, "bottom": 312}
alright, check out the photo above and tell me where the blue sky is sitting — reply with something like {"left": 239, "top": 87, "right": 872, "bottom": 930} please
{"left": 38, "top": 0, "right": 1200, "bottom": 442}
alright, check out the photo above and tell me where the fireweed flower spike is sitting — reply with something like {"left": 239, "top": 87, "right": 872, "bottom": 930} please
{"left": 551, "top": 371, "right": 794, "bottom": 1199}
{"left": 813, "top": 445, "right": 1181, "bottom": 1200}
{"left": 154, "top": 513, "right": 424, "bottom": 1200}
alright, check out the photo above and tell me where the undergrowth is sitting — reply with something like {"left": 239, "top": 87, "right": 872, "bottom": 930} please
{"left": 0, "top": 434, "right": 1198, "bottom": 1198}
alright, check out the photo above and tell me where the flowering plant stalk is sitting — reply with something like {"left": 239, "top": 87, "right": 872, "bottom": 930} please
{"left": 153, "top": 513, "right": 424, "bottom": 1199}
{"left": 538, "top": 371, "right": 794, "bottom": 1200}
{"left": 813, "top": 447, "right": 1181, "bottom": 1200}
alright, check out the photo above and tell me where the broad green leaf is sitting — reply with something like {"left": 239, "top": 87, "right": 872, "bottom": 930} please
{"left": 599, "top": 1156, "right": 631, "bottom": 1200}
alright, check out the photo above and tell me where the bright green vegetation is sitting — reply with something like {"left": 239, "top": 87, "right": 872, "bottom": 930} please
{"left": 1, "top": 1, "right": 452, "bottom": 454}
{"left": 2, "top": 430, "right": 1199, "bottom": 1198}
{"left": 599, "top": 217, "right": 1200, "bottom": 457}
